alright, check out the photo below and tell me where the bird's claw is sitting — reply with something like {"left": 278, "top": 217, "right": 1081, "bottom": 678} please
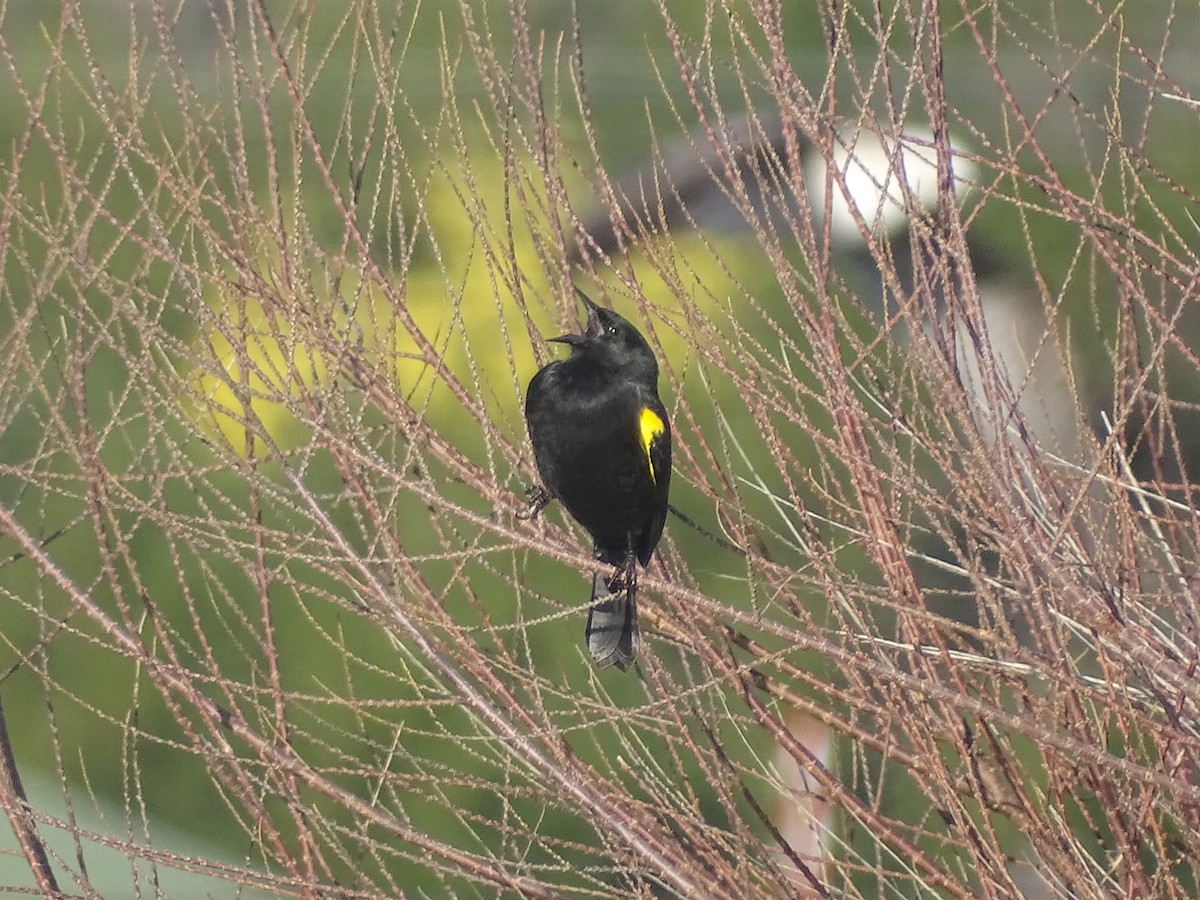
{"left": 517, "top": 485, "right": 552, "bottom": 520}
{"left": 603, "top": 554, "right": 639, "bottom": 593}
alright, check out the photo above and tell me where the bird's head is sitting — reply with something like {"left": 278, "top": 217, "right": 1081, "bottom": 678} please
{"left": 549, "top": 291, "right": 659, "bottom": 383}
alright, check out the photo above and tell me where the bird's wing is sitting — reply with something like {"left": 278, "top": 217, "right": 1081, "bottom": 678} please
{"left": 638, "top": 394, "right": 671, "bottom": 567}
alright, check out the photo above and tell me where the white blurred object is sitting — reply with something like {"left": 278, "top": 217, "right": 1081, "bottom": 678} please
{"left": 771, "top": 708, "right": 833, "bottom": 889}
{"left": 805, "top": 125, "right": 1084, "bottom": 460}
{"left": 957, "top": 279, "right": 1083, "bottom": 461}
{"left": 804, "top": 125, "right": 977, "bottom": 245}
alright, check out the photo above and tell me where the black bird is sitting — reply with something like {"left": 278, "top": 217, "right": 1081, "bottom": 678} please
{"left": 522, "top": 291, "right": 671, "bottom": 670}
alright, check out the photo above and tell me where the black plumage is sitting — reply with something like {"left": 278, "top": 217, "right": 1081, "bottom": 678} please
{"left": 523, "top": 291, "right": 671, "bottom": 670}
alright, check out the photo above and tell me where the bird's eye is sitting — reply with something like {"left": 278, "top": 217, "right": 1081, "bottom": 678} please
{"left": 607, "top": 325, "right": 618, "bottom": 336}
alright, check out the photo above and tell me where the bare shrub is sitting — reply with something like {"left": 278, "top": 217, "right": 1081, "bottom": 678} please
{"left": 0, "top": 1, "right": 1198, "bottom": 896}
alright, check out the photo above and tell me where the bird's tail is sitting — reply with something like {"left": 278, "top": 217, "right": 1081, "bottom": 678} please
{"left": 585, "top": 571, "right": 640, "bottom": 671}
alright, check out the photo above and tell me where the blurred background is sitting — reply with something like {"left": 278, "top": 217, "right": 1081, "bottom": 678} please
{"left": 1, "top": 1, "right": 1199, "bottom": 896}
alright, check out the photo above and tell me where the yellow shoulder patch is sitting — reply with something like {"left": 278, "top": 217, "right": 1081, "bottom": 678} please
{"left": 639, "top": 407, "right": 665, "bottom": 482}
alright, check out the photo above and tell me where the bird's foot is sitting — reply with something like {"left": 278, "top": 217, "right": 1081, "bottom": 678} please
{"left": 603, "top": 553, "right": 639, "bottom": 594}
{"left": 516, "top": 485, "right": 552, "bottom": 520}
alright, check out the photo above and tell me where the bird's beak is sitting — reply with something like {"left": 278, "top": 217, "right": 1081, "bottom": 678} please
{"left": 548, "top": 289, "right": 604, "bottom": 344}
{"left": 576, "top": 289, "right": 605, "bottom": 338}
